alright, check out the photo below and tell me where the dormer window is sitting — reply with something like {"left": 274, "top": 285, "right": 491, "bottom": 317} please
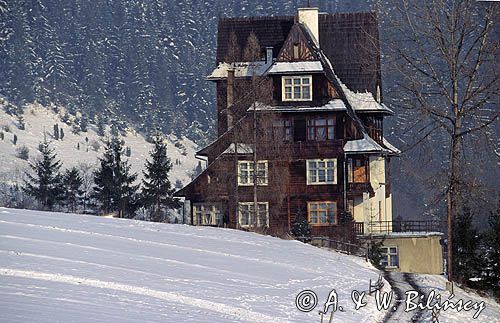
{"left": 282, "top": 75, "right": 312, "bottom": 101}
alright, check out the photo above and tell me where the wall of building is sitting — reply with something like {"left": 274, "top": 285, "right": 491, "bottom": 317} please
{"left": 381, "top": 234, "right": 444, "bottom": 275}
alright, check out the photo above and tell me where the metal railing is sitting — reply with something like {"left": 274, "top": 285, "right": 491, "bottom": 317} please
{"left": 362, "top": 220, "right": 443, "bottom": 234}
{"left": 296, "top": 236, "right": 367, "bottom": 258}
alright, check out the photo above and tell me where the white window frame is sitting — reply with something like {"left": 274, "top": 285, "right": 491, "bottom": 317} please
{"left": 380, "top": 246, "right": 399, "bottom": 268}
{"left": 238, "top": 160, "right": 268, "bottom": 186}
{"left": 282, "top": 75, "right": 312, "bottom": 101}
{"left": 238, "top": 202, "right": 269, "bottom": 228}
{"left": 193, "top": 204, "right": 222, "bottom": 226}
{"left": 306, "top": 159, "right": 337, "bottom": 185}
{"left": 307, "top": 201, "right": 337, "bottom": 226}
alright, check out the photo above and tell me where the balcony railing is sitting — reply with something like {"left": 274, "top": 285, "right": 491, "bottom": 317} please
{"left": 354, "top": 220, "right": 443, "bottom": 235}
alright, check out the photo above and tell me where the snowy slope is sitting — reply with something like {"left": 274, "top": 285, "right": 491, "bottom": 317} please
{"left": 0, "top": 103, "right": 198, "bottom": 186}
{"left": 0, "top": 207, "right": 387, "bottom": 323}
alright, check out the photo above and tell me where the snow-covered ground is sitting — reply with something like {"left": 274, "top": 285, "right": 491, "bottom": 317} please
{"left": 0, "top": 103, "right": 198, "bottom": 186}
{"left": 0, "top": 207, "right": 387, "bottom": 322}
{"left": 412, "top": 274, "right": 500, "bottom": 322}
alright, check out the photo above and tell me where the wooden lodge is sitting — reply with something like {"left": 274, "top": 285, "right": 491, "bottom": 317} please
{"left": 175, "top": 8, "right": 400, "bottom": 241}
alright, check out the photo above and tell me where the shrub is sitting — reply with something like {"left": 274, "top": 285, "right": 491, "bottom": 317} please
{"left": 15, "top": 145, "right": 29, "bottom": 160}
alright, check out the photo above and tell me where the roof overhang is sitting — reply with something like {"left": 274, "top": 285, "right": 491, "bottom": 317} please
{"left": 247, "top": 100, "right": 346, "bottom": 113}
{"left": 266, "top": 61, "right": 323, "bottom": 74}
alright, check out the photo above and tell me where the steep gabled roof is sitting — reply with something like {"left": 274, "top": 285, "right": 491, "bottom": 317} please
{"left": 216, "top": 12, "right": 381, "bottom": 97}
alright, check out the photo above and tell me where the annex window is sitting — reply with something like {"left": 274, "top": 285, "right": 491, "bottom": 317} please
{"left": 193, "top": 204, "right": 222, "bottom": 226}
{"left": 307, "top": 117, "right": 335, "bottom": 141}
{"left": 282, "top": 75, "right": 312, "bottom": 101}
{"left": 238, "top": 202, "right": 269, "bottom": 228}
{"left": 308, "top": 201, "right": 337, "bottom": 225}
{"left": 306, "top": 159, "right": 337, "bottom": 185}
{"left": 272, "top": 119, "right": 293, "bottom": 141}
{"left": 380, "top": 247, "right": 399, "bottom": 268}
{"left": 238, "top": 160, "right": 268, "bottom": 186}
{"left": 347, "top": 157, "right": 369, "bottom": 183}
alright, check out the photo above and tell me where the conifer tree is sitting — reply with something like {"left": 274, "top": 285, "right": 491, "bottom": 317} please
{"left": 93, "top": 132, "right": 139, "bottom": 217}
{"left": 62, "top": 166, "right": 83, "bottom": 212}
{"left": 23, "top": 139, "right": 63, "bottom": 210}
{"left": 142, "top": 133, "right": 178, "bottom": 222}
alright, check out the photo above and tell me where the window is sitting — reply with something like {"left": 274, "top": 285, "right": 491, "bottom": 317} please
{"left": 308, "top": 201, "right": 337, "bottom": 225}
{"left": 238, "top": 202, "right": 269, "bottom": 227}
{"left": 238, "top": 160, "right": 268, "bottom": 186}
{"left": 380, "top": 247, "right": 399, "bottom": 268}
{"left": 293, "top": 44, "right": 300, "bottom": 59}
{"left": 272, "top": 119, "right": 293, "bottom": 141}
{"left": 193, "top": 204, "right": 222, "bottom": 226}
{"left": 347, "top": 157, "right": 369, "bottom": 183}
{"left": 282, "top": 76, "right": 312, "bottom": 101}
{"left": 307, "top": 117, "right": 335, "bottom": 141}
{"left": 306, "top": 159, "right": 337, "bottom": 185}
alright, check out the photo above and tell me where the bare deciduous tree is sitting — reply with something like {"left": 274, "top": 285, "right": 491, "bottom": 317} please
{"left": 384, "top": 0, "right": 499, "bottom": 281}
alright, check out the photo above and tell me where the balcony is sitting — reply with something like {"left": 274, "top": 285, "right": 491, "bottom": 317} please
{"left": 354, "top": 220, "right": 443, "bottom": 235}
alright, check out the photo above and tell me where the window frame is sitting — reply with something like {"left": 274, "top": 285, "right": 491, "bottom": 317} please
{"left": 193, "top": 204, "right": 223, "bottom": 226}
{"left": 238, "top": 160, "right": 268, "bottom": 186}
{"left": 238, "top": 202, "right": 269, "bottom": 228}
{"left": 306, "top": 158, "right": 337, "bottom": 185}
{"left": 307, "top": 201, "right": 337, "bottom": 226}
{"left": 282, "top": 75, "right": 312, "bottom": 102}
{"left": 380, "top": 246, "right": 399, "bottom": 268}
{"left": 307, "top": 116, "right": 335, "bottom": 141}
{"left": 347, "top": 157, "right": 369, "bottom": 183}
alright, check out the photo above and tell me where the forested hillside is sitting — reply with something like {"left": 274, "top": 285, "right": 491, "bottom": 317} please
{"left": 0, "top": 0, "right": 374, "bottom": 141}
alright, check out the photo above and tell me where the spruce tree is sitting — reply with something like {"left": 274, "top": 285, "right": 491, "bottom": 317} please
{"left": 142, "top": 133, "right": 178, "bottom": 222}
{"left": 62, "top": 167, "right": 83, "bottom": 212}
{"left": 23, "top": 139, "right": 63, "bottom": 210}
{"left": 93, "top": 133, "right": 139, "bottom": 217}
{"left": 452, "top": 206, "right": 482, "bottom": 284}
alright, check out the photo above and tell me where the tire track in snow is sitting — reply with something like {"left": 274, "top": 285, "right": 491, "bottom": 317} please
{"left": 0, "top": 268, "right": 290, "bottom": 323}
{"left": 0, "top": 235, "right": 281, "bottom": 288}
{"left": 0, "top": 219, "right": 322, "bottom": 274}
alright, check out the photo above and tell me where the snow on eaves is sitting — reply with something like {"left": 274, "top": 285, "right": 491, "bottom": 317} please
{"left": 207, "top": 61, "right": 271, "bottom": 80}
{"left": 382, "top": 138, "right": 401, "bottom": 154}
{"left": 343, "top": 135, "right": 389, "bottom": 154}
{"left": 266, "top": 61, "right": 323, "bottom": 74}
{"left": 338, "top": 81, "right": 392, "bottom": 114}
{"left": 248, "top": 100, "right": 346, "bottom": 113}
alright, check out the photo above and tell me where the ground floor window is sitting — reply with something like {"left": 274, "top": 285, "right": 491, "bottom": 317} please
{"left": 307, "top": 201, "right": 337, "bottom": 225}
{"left": 380, "top": 246, "right": 399, "bottom": 268}
{"left": 193, "top": 204, "right": 222, "bottom": 226}
{"left": 238, "top": 202, "right": 269, "bottom": 228}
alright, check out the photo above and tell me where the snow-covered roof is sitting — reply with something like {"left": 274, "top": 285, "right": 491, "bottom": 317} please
{"left": 343, "top": 135, "right": 389, "bottom": 154}
{"left": 207, "top": 61, "right": 271, "bottom": 80}
{"left": 248, "top": 100, "right": 346, "bottom": 113}
{"left": 383, "top": 138, "right": 401, "bottom": 154}
{"left": 338, "top": 81, "right": 393, "bottom": 114}
{"left": 222, "top": 143, "right": 254, "bottom": 154}
{"left": 266, "top": 61, "right": 323, "bottom": 74}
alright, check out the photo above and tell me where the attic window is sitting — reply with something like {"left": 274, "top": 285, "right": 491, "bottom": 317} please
{"left": 282, "top": 75, "right": 312, "bottom": 101}
{"left": 293, "top": 43, "right": 299, "bottom": 59}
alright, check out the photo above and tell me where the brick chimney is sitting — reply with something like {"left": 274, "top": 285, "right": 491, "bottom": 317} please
{"left": 298, "top": 7, "right": 319, "bottom": 46}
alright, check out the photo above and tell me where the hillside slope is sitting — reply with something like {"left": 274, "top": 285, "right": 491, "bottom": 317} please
{"left": 0, "top": 207, "right": 386, "bottom": 322}
{"left": 0, "top": 103, "right": 198, "bottom": 187}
